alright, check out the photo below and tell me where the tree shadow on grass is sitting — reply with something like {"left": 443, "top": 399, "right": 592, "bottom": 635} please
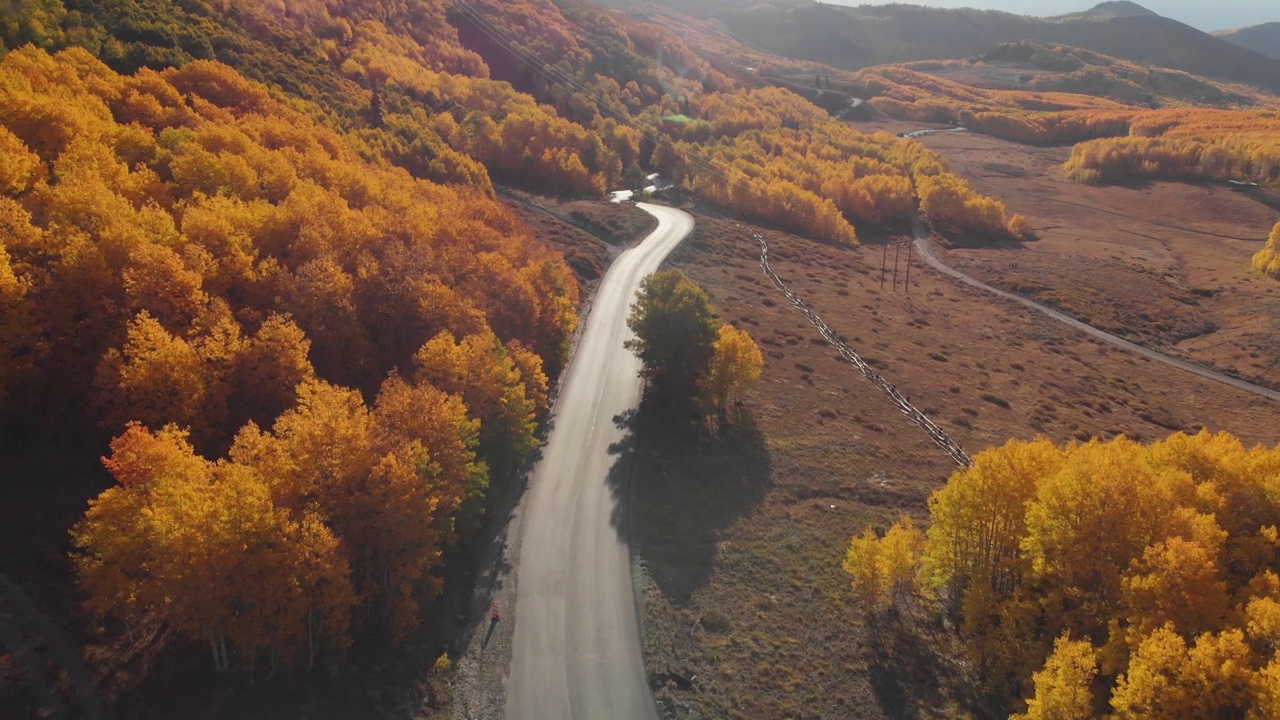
{"left": 605, "top": 401, "right": 773, "bottom": 605}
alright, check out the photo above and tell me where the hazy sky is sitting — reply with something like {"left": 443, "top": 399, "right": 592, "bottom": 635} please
{"left": 825, "top": 0, "right": 1276, "bottom": 32}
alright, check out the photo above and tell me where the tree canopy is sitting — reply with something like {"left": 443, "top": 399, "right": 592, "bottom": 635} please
{"left": 848, "top": 431, "right": 1280, "bottom": 717}
{"left": 626, "top": 269, "right": 720, "bottom": 399}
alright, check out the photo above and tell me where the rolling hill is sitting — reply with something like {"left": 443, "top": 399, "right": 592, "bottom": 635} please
{"left": 688, "top": 1, "right": 1280, "bottom": 93}
{"left": 1215, "top": 22, "right": 1280, "bottom": 60}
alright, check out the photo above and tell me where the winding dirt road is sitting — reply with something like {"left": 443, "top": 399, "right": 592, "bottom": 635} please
{"left": 505, "top": 203, "right": 693, "bottom": 719}
{"left": 911, "top": 218, "right": 1280, "bottom": 402}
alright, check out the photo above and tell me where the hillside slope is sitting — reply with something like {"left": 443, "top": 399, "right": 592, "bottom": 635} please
{"left": 703, "top": 1, "right": 1280, "bottom": 92}
{"left": 1215, "top": 22, "right": 1280, "bottom": 60}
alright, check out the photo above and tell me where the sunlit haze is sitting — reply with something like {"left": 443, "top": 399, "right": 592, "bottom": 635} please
{"left": 824, "top": 0, "right": 1276, "bottom": 32}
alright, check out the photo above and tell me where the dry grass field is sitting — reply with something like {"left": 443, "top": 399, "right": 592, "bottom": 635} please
{"left": 630, "top": 205, "right": 1280, "bottom": 717}
{"left": 890, "top": 121, "right": 1280, "bottom": 391}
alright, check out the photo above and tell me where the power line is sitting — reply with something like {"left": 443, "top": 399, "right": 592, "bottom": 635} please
{"left": 448, "top": 0, "right": 973, "bottom": 468}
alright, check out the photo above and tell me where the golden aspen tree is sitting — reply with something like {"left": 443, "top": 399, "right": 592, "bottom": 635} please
{"left": 0, "top": 125, "right": 43, "bottom": 194}
{"left": 95, "top": 311, "right": 210, "bottom": 441}
{"left": 1252, "top": 222, "right": 1280, "bottom": 279}
{"left": 505, "top": 340, "right": 549, "bottom": 417}
{"left": 704, "top": 323, "right": 764, "bottom": 425}
{"left": 845, "top": 527, "right": 887, "bottom": 612}
{"left": 369, "top": 373, "right": 486, "bottom": 610}
{"left": 73, "top": 423, "right": 356, "bottom": 673}
{"left": 878, "top": 517, "right": 926, "bottom": 601}
{"left": 1111, "top": 625, "right": 1257, "bottom": 719}
{"left": 275, "top": 256, "right": 368, "bottom": 386}
{"left": 1244, "top": 571, "right": 1280, "bottom": 656}
{"left": 1253, "top": 658, "right": 1280, "bottom": 720}
{"left": 844, "top": 516, "right": 925, "bottom": 613}
{"left": 229, "top": 313, "right": 316, "bottom": 431}
{"left": 233, "top": 379, "right": 375, "bottom": 514}
{"left": 923, "top": 438, "right": 1063, "bottom": 605}
{"left": 413, "top": 330, "right": 541, "bottom": 475}
{"left": 1117, "top": 515, "right": 1230, "bottom": 650}
{"left": 1021, "top": 438, "right": 1178, "bottom": 636}
{"left": 1012, "top": 634, "right": 1098, "bottom": 720}
{"left": 121, "top": 242, "right": 211, "bottom": 333}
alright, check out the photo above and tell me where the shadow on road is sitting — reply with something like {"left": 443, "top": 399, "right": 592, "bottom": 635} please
{"left": 604, "top": 402, "right": 773, "bottom": 604}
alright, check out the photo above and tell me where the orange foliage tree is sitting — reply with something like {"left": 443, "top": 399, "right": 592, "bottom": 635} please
{"left": 847, "top": 431, "right": 1280, "bottom": 716}
{"left": 1252, "top": 222, "right": 1280, "bottom": 279}
{"left": 0, "top": 45, "right": 577, "bottom": 672}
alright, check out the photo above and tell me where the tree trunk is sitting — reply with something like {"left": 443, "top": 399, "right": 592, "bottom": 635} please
{"left": 307, "top": 607, "right": 316, "bottom": 672}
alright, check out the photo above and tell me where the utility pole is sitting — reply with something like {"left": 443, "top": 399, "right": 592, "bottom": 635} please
{"left": 892, "top": 242, "right": 901, "bottom": 291}
{"left": 880, "top": 243, "right": 887, "bottom": 290}
{"left": 905, "top": 243, "right": 912, "bottom": 293}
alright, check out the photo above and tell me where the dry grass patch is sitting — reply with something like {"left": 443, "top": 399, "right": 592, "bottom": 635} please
{"left": 634, "top": 210, "right": 1280, "bottom": 717}
{"left": 874, "top": 123, "right": 1280, "bottom": 388}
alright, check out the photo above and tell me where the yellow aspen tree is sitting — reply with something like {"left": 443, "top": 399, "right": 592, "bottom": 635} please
{"left": 1012, "top": 634, "right": 1098, "bottom": 720}
{"left": 878, "top": 516, "right": 926, "bottom": 603}
{"left": 845, "top": 527, "right": 886, "bottom": 612}
{"left": 704, "top": 323, "right": 764, "bottom": 425}
{"left": 1117, "top": 514, "right": 1230, "bottom": 651}
{"left": 121, "top": 241, "right": 210, "bottom": 334}
{"left": 844, "top": 516, "right": 925, "bottom": 613}
{"left": 1252, "top": 222, "right": 1280, "bottom": 279}
{"left": 1252, "top": 657, "right": 1280, "bottom": 720}
{"left": 94, "top": 311, "right": 210, "bottom": 442}
{"left": 366, "top": 374, "right": 486, "bottom": 632}
{"left": 229, "top": 313, "right": 316, "bottom": 430}
{"left": 923, "top": 438, "right": 1063, "bottom": 608}
{"left": 1112, "top": 625, "right": 1256, "bottom": 719}
{"left": 1244, "top": 571, "right": 1280, "bottom": 656}
{"left": 413, "top": 330, "right": 540, "bottom": 475}
{"left": 1021, "top": 438, "right": 1178, "bottom": 637}
{"left": 0, "top": 125, "right": 44, "bottom": 194}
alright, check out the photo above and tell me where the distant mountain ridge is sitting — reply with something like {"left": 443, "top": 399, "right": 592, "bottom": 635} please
{"left": 654, "top": 1, "right": 1280, "bottom": 93}
{"left": 1215, "top": 22, "right": 1280, "bottom": 61}
{"left": 1060, "top": 1, "right": 1158, "bottom": 19}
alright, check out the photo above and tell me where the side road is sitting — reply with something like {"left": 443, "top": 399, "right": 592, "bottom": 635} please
{"left": 911, "top": 218, "right": 1280, "bottom": 402}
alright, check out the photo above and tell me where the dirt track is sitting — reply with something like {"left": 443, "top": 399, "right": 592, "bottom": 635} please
{"left": 910, "top": 218, "right": 1280, "bottom": 402}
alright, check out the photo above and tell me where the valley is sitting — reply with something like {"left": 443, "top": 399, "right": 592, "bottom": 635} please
{"left": 1, "top": 0, "right": 1280, "bottom": 718}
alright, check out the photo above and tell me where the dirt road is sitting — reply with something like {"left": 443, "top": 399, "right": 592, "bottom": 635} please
{"left": 505, "top": 203, "right": 693, "bottom": 719}
{"left": 912, "top": 218, "right": 1280, "bottom": 402}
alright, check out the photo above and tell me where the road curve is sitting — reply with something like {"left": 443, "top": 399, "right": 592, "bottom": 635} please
{"left": 506, "top": 203, "right": 693, "bottom": 719}
{"left": 911, "top": 218, "right": 1280, "bottom": 402}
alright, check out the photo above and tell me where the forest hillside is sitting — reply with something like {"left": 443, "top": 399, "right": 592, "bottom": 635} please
{"left": 0, "top": 0, "right": 1025, "bottom": 715}
{"left": 1215, "top": 23, "right": 1280, "bottom": 61}
{"left": 644, "top": 0, "right": 1280, "bottom": 93}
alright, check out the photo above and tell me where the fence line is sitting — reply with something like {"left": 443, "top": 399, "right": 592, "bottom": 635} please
{"left": 734, "top": 221, "right": 974, "bottom": 469}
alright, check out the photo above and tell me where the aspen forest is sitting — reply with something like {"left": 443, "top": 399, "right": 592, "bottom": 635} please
{"left": 0, "top": 0, "right": 1023, "bottom": 696}
{"left": 847, "top": 432, "right": 1280, "bottom": 718}
{"left": 854, "top": 58, "right": 1280, "bottom": 187}
{"left": 0, "top": 43, "right": 567, "bottom": 674}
